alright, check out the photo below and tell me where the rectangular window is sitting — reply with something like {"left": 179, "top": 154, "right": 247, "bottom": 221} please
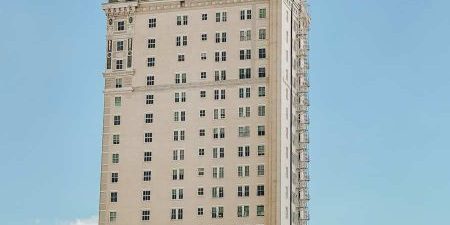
{"left": 215, "top": 32, "right": 227, "bottom": 43}
{"left": 213, "top": 127, "right": 225, "bottom": 139}
{"left": 257, "top": 164, "right": 265, "bottom": 176}
{"left": 215, "top": 12, "right": 227, "bottom": 22}
{"left": 142, "top": 210, "right": 151, "bottom": 221}
{"left": 143, "top": 171, "right": 152, "bottom": 181}
{"left": 112, "top": 134, "right": 120, "bottom": 145}
{"left": 144, "top": 132, "right": 153, "bottom": 143}
{"left": 172, "top": 188, "right": 184, "bottom": 200}
{"left": 214, "top": 70, "right": 226, "bottom": 81}
{"left": 116, "top": 41, "right": 124, "bottom": 51}
{"left": 201, "top": 33, "right": 208, "bottom": 41}
{"left": 239, "top": 87, "right": 251, "bottom": 98}
{"left": 173, "top": 130, "right": 186, "bottom": 141}
{"left": 176, "top": 36, "right": 188, "bottom": 46}
{"left": 200, "top": 71, "right": 207, "bottom": 79}
{"left": 198, "top": 207, "right": 204, "bottom": 216}
{"left": 240, "top": 29, "right": 252, "bottom": 41}
{"left": 214, "top": 89, "right": 226, "bottom": 100}
{"left": 117, "top": 21, "right": 125, "bottom": 31}
{"left": 258, "top": 105, "right": 266, "bottom": 116}
{"left": 238, "top": 106, "right": 251, "bottom": 118}
{"left": 259, "top": 28, "right": 267, "bottom": 40}
{"left": 172, "top": 169, "right": 184, "bottom": 180}
{"left": 145, "top": 113, "right": 153, "bottom": 123}
{"left": 148, "top": 18, "right": 156, "bottom": 28}
{"left": 257, "top": 185, "right": 265, "bottom": 196}
{"left": 238, "top": 146, "right": 250, "bottom": 157}
{"left": 258, "top": 86, "right": 266, "bottom": 97}
{"left": 212, "top": 147, "right": 225, "bottom": 159}
{"left": 173, "top": 149, "right": 185, "bottom": 160}
{"left": 240, "top": 9, "right": 252, "bottom": 20}
{"left": 111, "top": 172, "right": 118, "bottom": 183}
{"left": 259, "top": 48, "right": 266, "bottom": 59}
{"left": 174, "top": 111, "right": 186, "bottom": 122}
{"left": 109, "top": 211, "right": 117, "bottom": 222}
{"left": 114, "top": 96, "right": 121, "bottom": 107}
{"left": 146, "top": 75, "right": 155, "bottom": 86}
{"left": 176, "top": 15, "right": 188, "bottom": 25}
{"left": 202, "top": 13, "right": 208, "bottom": 21}
{"left": 199, "top": 110, "right": 206, "bottom": 117}
{"left": 212, "top": 167, "right": 225, "bottom": 179}
{"left": 239, "top": 49, "right": 251, "bottom": 60}
{"left": 238, "top": 185, "right": 250, "bottom": 197}
{"left": 177, "top": 54, "right": 185, "bottom": 62}
{"left": 239, "top": 68, "right": 251, "bottom": 79}
{"left": 197, "top": 167, "right": 205, "bottom": 176}
{"left": 211, "top": 206, "right": 224, "bottom": 218}
{"left": 115, "top": 78, "right": 122, "bottom": 88}
{"left": 257, "top": 205, "right": 265, "bottom": 216}
{"left": 110, "top": 192, "right": 117, "bottom": 202}
{"left": 174, "top": 92, "right": 186, "bottom": 103}
{"left": 143, "top": 190, "right": 151, "bottom": 201}
{"left": 212, "top": 186, "right": 224, "bottom": 198}
{"left": 115, "top": 60, "right": 123, "bottom": 70}
{"left": 238, "top": 126, "right": 250, "bottom": 137}
{"left": 237, "top": 165, "right": 250, "bottom": 177}
{"left": 258, "top": 125, "right": 266, "bottom": 136}
{"left": 148, "top": 38, "right": 156, "bottom": 48}
{"left": 112, "top": 153, "right": 119, "bottom": 163}
{"left": 259, "top": 8, "right": 267, "bottom": 18}
{"left": 144, "top": 151, "right": 152, "bottom": 162}
{"left": 113, "top": 115, "right": 120, "bottom": 125}
{"left": 237, "top": 205, "right": 250, "bottom": 217}
{"left": 147, "top": 57, "right": 155, "bottom": 67}
{"left": 146, "top": 94, "right": 154, "bottom": 104}
{"left": 198, "top": 148, "right": 205, "bottom": 156}
{"left": 258, "top": 145, "right": 265, "bottom": 156}
{"left": 170, "top": 208, "right": 184, "bottom": 220}
{"left": 175, "top": 73, "right": 187, "bottom": 84}
{"left": 258, "top": 67, "right": 266, "bottom": 77}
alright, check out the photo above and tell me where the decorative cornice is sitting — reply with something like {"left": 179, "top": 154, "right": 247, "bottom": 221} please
{"left": 103, "top": 69, "right": 135, "bottom": 78}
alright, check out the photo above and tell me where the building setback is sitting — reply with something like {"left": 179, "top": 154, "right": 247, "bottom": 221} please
{"left": 99, "top": 0, "right": 310, "bottom": 225}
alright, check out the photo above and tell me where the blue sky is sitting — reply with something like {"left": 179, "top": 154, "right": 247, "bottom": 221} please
{"left": 0, "top": 0, "right": 449, "bottom": 225}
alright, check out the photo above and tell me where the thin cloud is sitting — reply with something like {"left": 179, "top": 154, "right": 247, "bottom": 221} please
{"left": 65, "top": 216, "right": 98, "bottom": 225}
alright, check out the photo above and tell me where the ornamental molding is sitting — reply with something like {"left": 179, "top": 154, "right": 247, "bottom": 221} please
{"left": 103, "top": 69, "right": 135, "bottom": 78}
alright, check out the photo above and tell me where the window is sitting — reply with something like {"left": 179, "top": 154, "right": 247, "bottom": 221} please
{"left": 171, "top": 208, "right": 183, "bottom": 220}
{"left": 199, "top": 129, "right": 206, "bottom": 137}
{"left": 238, "top": 165, "right": 250, "bottom": 177}
{"left": 198, "top": 207, "right": 204, "bottom": 216}
{"left": 117, "top": 21, "right": 125, "bottom": 31}
{"left": 214, "top": 70, "right": 226, "bottom": 81}
{"left": 211, "top": 206, "right": 224, "bottom": 218}
{"left": 257, "top": 164, "right": 265, "bottom": 176}
{"left": 238, "top": 146, "right": 250, "bottom": 157}
{"left": 259, "top": 8, "right": 267, "bottom": 18}
{"left": 212, "top": 147, "right": 225, "bottom": 158}
{"left": 238, "top": 126, "right": 250, "bottom": 137}
{"left": 148, "top": 38, "right": 156, "bottom": 48}
{"left": 115, "top": 60, "right": 123, "bottom": 70}
{"left": 146, "top": 94, "right": 154, "bottom": 104}
{"left": 240, "top": 9, "right": 252, "bottom": 20}
{"left": 144, "top": 151, "right": 152, "bottom": 162}
{"left": 115, "top": 78, "right": 122, "bottom": 88}
{"left": 116, "top": 41, "right": 124, "bottom": 51}
{"left": 258, "top": 67, "right": 266, "bottom": 77}
{"left": 114, "top": 96, "right": 121, "bottom": 107}
{"left": 174, "top": 111, "right": 186, "bottom": 122}
{"left": 148, "top": 18, "right": 156, "bottom": 28}
{"left": 142, "top": 210, "right": 151, "bottom": 221}
{"left": 200, "top": 91, "right": 206, "bottom": 98}
{"left": 258, "top": 145, "right": 265, "bottom": 156}
{"left": 111, "top": 172, "right": 118, "bottom": 183}
{"left": 239, "top": 49, "right": 251, "bottom": 60}
{"left": 172, "top": 188, "right": 184, "bottom": 200}
{"left": 239, "top": 87, "right": 251, "bottom": 98}
{"left": 197, "top": 187, "right": 204, "bottom": 196}
{"left": 239, "top": 107, "right": 251, "bottom": 118}
{"left": 197, "top": 168, "right": 205, "bottom": 176}
{"left": 257, "top": 205, "right": 265, "bottom": 216}
{"left": 215, "top": 12, "right": 227, "bottom": 22}
{"left": 214, "top": 51, "right": 226, "bottom": 62}
{"left": 257, "top": 185, "right": 265, "bottom": 196}
{"left": 173, "top": 149, "right": 185, "bottom": 160}
{"left": 176, "top": 36, "right": 188, "bottom": 46}
{"left": 214, "top": 89, "right": 226, "bottom": 100}
{"left": 112, "top": 153, "right": 119, "bottom": 163}
{"left": 258, "top": 86, "right": 266, "bottom": 97}
{"left": 200, "top": 52, "right": 207, "bottom": 60}
{"left": 176, "top": 15, "right": 188, "bottom": 25}
{"left": 213, "top": 127, "right": 225, "bottom": 139}
{"left": 144, "top": 132, "right": 153, "bottom": 143}
{"left": 258, "top": 126, "right": 266, "bottom": 136}
{"left": 146, "top": 75, "right": 155, "bottom": 86}
{"left": 143, "top": 171, "right": 152, "bottom": 181}
{"left": 200, "top": 71, "right": 207, "bottom": 79}
{"left": 201, "top": 33, "right": 208, "bottom": 41}
{"left": 239, "top": 68, "right": 251, "bottom": 79}
{"left": 109, "top": 211, "right": 117, "bottom": 222}
{"left": 113, "top": 115, "right": 120, "bottom": 125}
{"left": 202, "top": 13, "right": 208, "bottom": 21}
{"left": 174, "top": 92, "right": 186, "bottom": 103}
{"left": 240, "top": 29, "right": 252, "bottom": 41}
{"left": 147, "top": 57, "right": 155, "bottom": 67}
{"left": 110, "top": 192, "right": 117, "bottom": 202}
{"left": 172, "top": 169, "right": 185, "bottom": 180}
{"left": 259, "top": 48, "right": 266, "bottom": 59}
{"left": 212, "top": 186, "right": 224, "bottom": 198}
{"left": 198, "top": 148, "right": 205, "bottom": 156}
{"left": 173, "top": 130, "right": 185, "bottom": 141}
{"left": 212, "top": 167, "right": 225, "bottom": 179}
{"left": 145, "top": 113, "right": 153, "bottom": 123}
{"left": 177, "top": 54, "right": 185, "bottom": 62}
{"left": 259, "top": 28, "right": 267, "bottom": 40}
{"left": 142, "top": 190, "right": 151, "bottom": 201}
{"left": 213, "top": 108, "right": 226, "bottom": 119}
{"left": 175, "top": 73, "right": 187, "bottom": 84}
{"left": 238, "top": 185, "right": 250, "bottom": 197}
{"left": 215, "top": 32, "right": 227, "bottom": 43}
{"left": 112, "top": 134, "right": 120, "bottom": 145}
{"left": 237, "top": 205, "right": 250, "bottom": 217}
{"left": 258, "top": 105, "right": 266, "bottom": 116}
{"left": 199, "top": 110, "right": 206, "bottom": 117}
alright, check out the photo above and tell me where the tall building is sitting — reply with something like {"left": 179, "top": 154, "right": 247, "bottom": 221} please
{"left": 99, "top": 0, "right": 310, "bottom": 225}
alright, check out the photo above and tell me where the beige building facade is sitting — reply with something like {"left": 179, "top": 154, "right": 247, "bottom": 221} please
{"left": 99, "top": 1, "right": 310, "bottom": 225}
